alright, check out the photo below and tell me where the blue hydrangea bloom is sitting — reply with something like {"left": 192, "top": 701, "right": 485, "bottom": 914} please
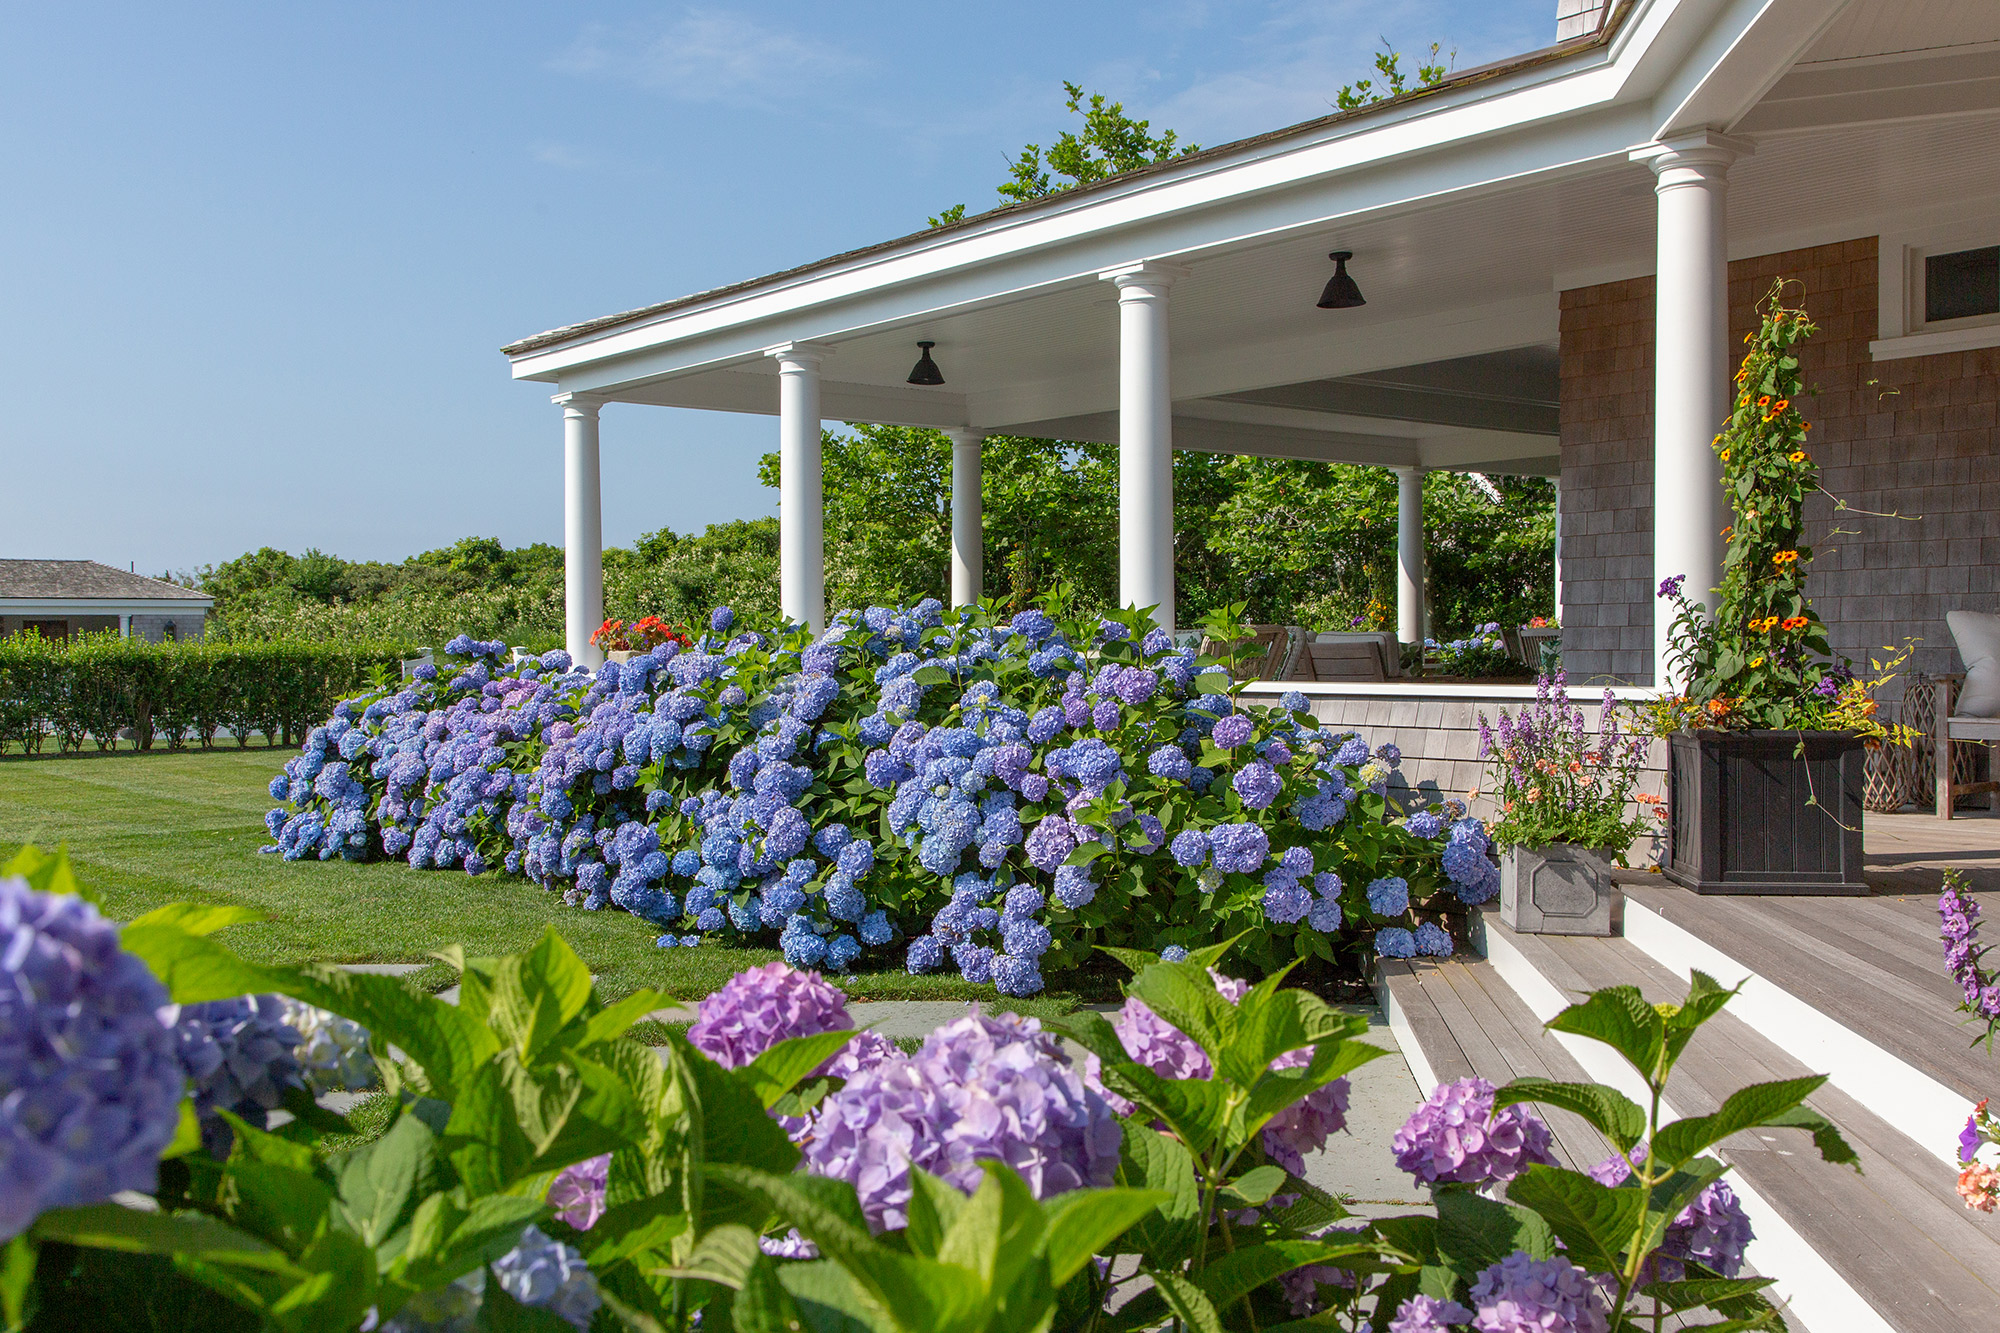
{"left": 1376, "top": 927, "right": 1417, "bottom": 959}
{"left": 1367, "top": 876, "right": 1411, "bottom": 916}
{"left": 1414, "top": 921, "right": 1453, "bottom": 956}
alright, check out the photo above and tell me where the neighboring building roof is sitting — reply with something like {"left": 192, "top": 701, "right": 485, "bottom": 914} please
{"left": 0, "top": 560, "right": 212, "bottom": 603}
{"left": 500, "top": 13, "right": 1625, "bottom": 359}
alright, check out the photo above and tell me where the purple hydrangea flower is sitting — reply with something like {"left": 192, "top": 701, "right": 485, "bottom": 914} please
{"left": 1414, "top": 921, "right": 1453, "bottom": 957}
{"left": 1212, "top": 714, "right": 1255, "bottom": 748}
{"left": 1208, "top": 823, "right": 1270, "bottom": 875}
{"left": 687, "top": 962, "right": 851, "bottom": 1069}
{"left": 710, "top": 606, "right": 736, "bottom": 634}
{"left": 174, "top": 995, "right": 305, "bottom": 1154}
{"left": 1389, "top": 1295, "right": 1475, "bottom": 1330}
{"left": 1367, "top": 876, "right": 1410, "bottom": 916}
{"left": 1234, "top": 761, "right": 1283, "bottom": 810}
{"left": 1263, "top": 878, "right": 1312, "bottom": 924}
{"left": 0, "top": 880, "right": 185, "bottom": 1239}
{"left": 549, "top": 1154, "right": 610, "bottom": 1231}
{"left": 1589, "top": 1147, "right": 1753, "bottom": 1279}
{"left": 1468, "top": 1252, "right": 1609, "bottom": 1333}
{"left": 1392, "top": 1077, "right": 1558, "bottom": 1187}
{"left": 1169, "top": 829, "right": 1210, "bottom": 868}
{"left": 804, "top": 1011, "right": 1120, "bottom": 1232}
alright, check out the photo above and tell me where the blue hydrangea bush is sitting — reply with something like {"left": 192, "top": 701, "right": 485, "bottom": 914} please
{"left": 263, "top": 602, "right": 1501, "bottom": 992}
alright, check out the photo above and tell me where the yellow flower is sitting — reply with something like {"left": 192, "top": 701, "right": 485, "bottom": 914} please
{"left": 1720, "top": 448, "right": 1731, "bottom": 461}
{"left": 1789, "top": 451, "right": 1806, "bottom": 463}
{"left": 1750, "top": 657, "right": 1765, "bottom": 668}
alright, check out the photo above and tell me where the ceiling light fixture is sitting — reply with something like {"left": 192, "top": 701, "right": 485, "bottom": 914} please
{"left": 1317, "top": 251, "right": 1365, "bottom": 309}
{"left": 907, "top": 340, "right": 945, "bottom": 386}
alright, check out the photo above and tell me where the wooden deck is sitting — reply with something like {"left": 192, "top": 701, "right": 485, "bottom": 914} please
{"left": 1375, "top": 811, "right": 2000, "bottom": 1333}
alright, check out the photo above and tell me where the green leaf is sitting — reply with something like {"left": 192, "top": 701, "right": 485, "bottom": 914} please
{"left": 572, "top": 989, "right": 670, "bottom": 1048}
{"left": 775, "top": 1260, "right": 895, "bottom": 1333}
{"left": 1037, "top": 1187, "right": 1168, "bottom": 1286}
{"left": 1495, "top": 1078, "right": 1647, "bottom": 1152}
{"left": 1650, "top": 1077, "right": 1852, "bottom": 1172}
{"left": 1433, "top": 1189, "right": 1556, "bottom": 1275}
{"left": 1113, "top": 1123, "right": 1201, "bottom": 1259}
{"left": 1544, "top": 987, "right": 1665, "bottom": 1085}
{"left": 738, "top": 1031, "right": 859, "bottom": 1110}
{"left": 2, "top": 1236, "right": 36, "bottom": 1333}
{"left": 30, "top": 1203, "right": 301, "bottom": 1276}
{"left": 902, "top": 1168, "right": 966, "bottom": 1262}
{"left": 1125, "top": 962, "right": 1238, "bottom": 1064}
{"left": 1503, "top": 1165, "right": 1646, "bottom": 1275}
{"left": 675, "top": 1036, "right": 802, "bottom": 1175}
{"left": 334, "top": 1111, "right": 446, "bottom": 1249}
{"left": 1639, "top": 1276, "right": 1778, "bottom": 1309}
{"left": 475, "top": 1268, "right": 580, "bottom": 1332}
{"left": 2, "top": 844, "right": 93, "bottom": 906}
{"left": 1218, "top": 1164, "right": 1289, "bottom": 1209}
{"left": 1195, "top": 1238, "right": 1390, "bottom": 1312}
{"left": 657, "top": 1224, "right": 762, "bottom": 1289}
{"left": 126, "top": 902, "right": 268, "bottom": 936}
{"left": 1147, "top": 1268, "right": 1225, "bottom": 1333}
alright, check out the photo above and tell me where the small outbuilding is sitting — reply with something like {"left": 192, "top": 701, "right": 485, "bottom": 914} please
{"left": 0, "top": 560, "right": 212, "bottom": 642}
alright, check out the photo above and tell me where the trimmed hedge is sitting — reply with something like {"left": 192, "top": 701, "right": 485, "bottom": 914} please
{"left": 0, "top": 634, "right": 406, "bottom": 754}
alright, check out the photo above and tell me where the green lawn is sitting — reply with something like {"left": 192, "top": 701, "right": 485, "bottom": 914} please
{"left": 0, "top": 746, "right": 1076, "bottom": 1015}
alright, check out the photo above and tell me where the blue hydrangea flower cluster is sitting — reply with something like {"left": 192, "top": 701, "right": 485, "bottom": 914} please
{"left": 1, "top": 878, "right": 185, "bottom": 1239}
{"left": 173, "top": 995, "right": 305, "bottom": 1156}
{"left": 264, "top": 603, "right": 1499, "bottom": 993}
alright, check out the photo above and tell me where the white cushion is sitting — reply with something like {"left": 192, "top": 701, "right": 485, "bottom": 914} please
{"left": 1948, "top": 610, "right": 2000, "bottom": 717}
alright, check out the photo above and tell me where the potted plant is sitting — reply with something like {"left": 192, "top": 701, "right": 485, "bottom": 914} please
{"left": 591, "top": 615, "right": 692, "bottom": 662}
{"left": 1645, "top": 283, "right": 1905, "bottom": 895}
{"left": 1476, "top": 669, "right": 1660, "bottom": 935}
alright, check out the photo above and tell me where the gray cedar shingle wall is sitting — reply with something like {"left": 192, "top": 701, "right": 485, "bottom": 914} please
{"left": 1558, "top": 237, "right": 2000, "bottom": 694}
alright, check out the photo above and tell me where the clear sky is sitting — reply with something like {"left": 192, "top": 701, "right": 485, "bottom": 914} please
{"left": 0, "top": 1, "right": 1552, "bottom": 576}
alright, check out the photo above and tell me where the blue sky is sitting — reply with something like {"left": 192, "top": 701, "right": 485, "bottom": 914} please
{"left": 0, "top": 1, "right": 1551, "bottom": 576}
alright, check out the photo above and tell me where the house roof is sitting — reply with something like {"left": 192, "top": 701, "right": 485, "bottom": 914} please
{"left": 499, "top": 12, "right": 1626, "bottom": 359}
{"left": 0, "top": 560, "right": 212, "bottom": 604}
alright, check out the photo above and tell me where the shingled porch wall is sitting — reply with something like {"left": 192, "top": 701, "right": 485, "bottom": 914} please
{"left": 1557, "top": 236, "right": 2000, "bottom": 690}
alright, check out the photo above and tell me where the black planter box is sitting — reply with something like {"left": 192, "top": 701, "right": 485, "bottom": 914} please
{"left": 1664, "top": 730, "right": 1868, "bottom": 895}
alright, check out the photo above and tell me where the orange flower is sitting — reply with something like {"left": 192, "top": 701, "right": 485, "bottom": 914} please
{"left": 1959, "top": 1163, "right": 1999, "bottom": 1213}
{"left": 1721, "top": 525, "right": 1734, "bottom": 537}
{"left": 1773, "top": 399, "right": 1789, "bottom": 412}
{"left": 1568, "top": 759, "right": 1583, "bottom": 774}
{"left": 1781, "top": 616, "right": 1808, "bottom": 630}
{"left": 1757, "top": 395, "right": 1771, "bottom": 407}
{"left": 1707, "top": 698, "right": 1732, "bottom": 717}
{"left": 1773, "top": 550, "right": 1799, "bottom": 565}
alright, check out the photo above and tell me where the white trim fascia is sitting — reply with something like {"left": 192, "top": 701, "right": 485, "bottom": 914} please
{"left": 0, "top": 599, "right": 211, "bottom": 617}
{"left": 1371, "top": 962, "right": 1441, "bottom": 1096}
{"left": 1238, "top": 681, "right": 1662, "bottom": 701}
{"left": 1475, "top": 915, "right": 1898, "bottom": 1333}
{"left": 1622, "top": 897, "right": 1974, "bottom": 1170}
{"left": 1870, "top": 325, "right": 2000, "bottom": 361}
{"left": 1650, "top": 0, "right": 1854, "bottom": 141}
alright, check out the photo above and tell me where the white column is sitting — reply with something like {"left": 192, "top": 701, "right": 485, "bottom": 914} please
{"left": 557, "top": 394, "right": 604, "bottom": 669}
{"left": 766, "top": 343, "right": 831, "bottom": 632}
{"left": 118, "top": 613, "right": 132, "bottom": 639}
{"left": 1633, "top": 131, "right": 1747, "bottom": 688}
{"left": 948, "top": 428, "right": 984, "bottom": 608}
{"left": 1103, "top": 263, "right": 1185, "bottom": 632}
{"left": 1552, "top": 479, "right": 1564, "bottom": 622}
{"left": 1396, "top": 466, "right": 1427, "bottom": 644}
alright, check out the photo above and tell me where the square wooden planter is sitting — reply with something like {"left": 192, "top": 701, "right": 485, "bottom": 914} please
{"left": 1663, "top": 729, "right": 1868, "bottom": 895}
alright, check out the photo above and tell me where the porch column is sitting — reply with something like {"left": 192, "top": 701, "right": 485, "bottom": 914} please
{"left": 1634, "top": 132, "right": 1747, "bottom": 688}
{"left": 557, "top": 393, "right": 604, "bottom": 669}
{"left": 1395, "top": 465, "right": 1427, "bottom": 644}
{"left": 767, "top": 343, "right": 831, "bottom": 632}
{"left": 1104, "top": 262, "right": 1185, "bottom": 632}
{"left": 118, "top": 613, "right": 132, "bottom": 639}
{"left": 1552, "top": 479, "right": 1564, "bottom": 622}
{"left": 948, "top": 428, "right": 984, "bottom": 608}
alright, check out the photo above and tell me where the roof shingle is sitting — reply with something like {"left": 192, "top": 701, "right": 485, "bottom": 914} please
{"left": 0, "top": 560, "right": 212, "bottom": 602}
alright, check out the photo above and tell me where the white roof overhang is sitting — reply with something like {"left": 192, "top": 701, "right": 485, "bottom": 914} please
{"left": 0, "top": 598, "right": 212, "bottom": 617}
{"left": 503, "top": 0, "right": 1999, "bottom": 476}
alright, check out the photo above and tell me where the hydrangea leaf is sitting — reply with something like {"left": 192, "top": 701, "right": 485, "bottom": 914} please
{"left": 28, "top": 1202, "right": 304, "bottom": 1278}
{"left": 1502, "top": 1164, "right": 1645, "bottom": 1276}
{"left": 1432, "top": 1188, "right": 1557, "bottom": 1276}
{"left": 936, "top": 1163, "right": 1037, "bottom": 1289}
{"left": 2, "top": 843, "right": 93, "bottom": 906}
{"left": 1542, "top": 986, "right": 1665, "bottom": 1086}
{"left": 1124, "top": 963, "right": 1238, "bottom": 1063}
{"left": 1216, "top": 1163, "right": 1288, "bottom": 1209}
{"left": 1652, "top": 1082, "right": 1855, "bottom": 1174}
{"left": 1637, "top": 1276, "right": 1778, "bottom": 1311}
{"left": 736, "top": 1031, "right": 861, "bottom": 1110}
{"left": 771, "top": 1260, "right": 895, "bottom": 1333}
{"left": 1144, "top": 1268, "right": 1225, "bottom": 1333}
{"left": 1037, "top": 1187, "right": 1169, "bottom": 1289}
{"left": 393, "top": 1192, "right": 547, "bottom": 1293}
{"left": 1194, "top": 1237, "right": 1390, "bottom": 1313}
{"left": 571, "top": 989, "right": 671, "bottom": 1049}
{"left": 470, "top": 1271, "right": 578, "bottom": 1333}
{"left": 126, "top": 902, "right": 268, "bottom": 936}
{"left": 902, "top": 1167, "right": 966, "bottom": 1261}
{"left": 1113, "top": 1124, "right": 1201, "bottom": 1258}
{"left": 672, "top": 1036, "right": 802, "bottom": 1177}
{"left": 333, "top": 1112, "right": 448, "bottom": 1251}
{"left": 1493, "top": 1078, "right": 1647, "bottom": 1153}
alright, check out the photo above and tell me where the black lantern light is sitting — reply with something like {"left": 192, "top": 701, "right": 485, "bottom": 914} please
{"left": 907, "top": 340, "right": 945, "bottom": 386}
{"left": 1317, "top": 250, "right": 1365, "bottom": 309}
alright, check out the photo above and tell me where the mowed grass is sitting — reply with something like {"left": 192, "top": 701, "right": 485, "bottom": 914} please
{"left": 0, "top": 747, "right": 1077, "bottom": 1016}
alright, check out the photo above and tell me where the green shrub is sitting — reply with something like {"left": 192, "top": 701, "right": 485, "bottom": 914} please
{"left": 0, "top": 634, "right": 403, "bottom": 754}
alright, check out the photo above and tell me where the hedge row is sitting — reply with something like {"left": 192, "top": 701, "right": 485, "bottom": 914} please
{"left": 0, "top": 634, "right": 408, "bottom": 754}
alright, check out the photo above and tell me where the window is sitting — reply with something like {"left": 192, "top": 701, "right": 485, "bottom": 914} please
{"left": 1925, "top": 246, "right": 2000, "bottom": 324}
{"left": 1873, "top": 221, "right": 2000, "bottom": 361}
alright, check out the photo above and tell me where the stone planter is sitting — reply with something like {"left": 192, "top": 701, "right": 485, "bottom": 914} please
{"left": 605, "top": 649, "right": 636, "bottom": 663}
{"left": 1499, "top": 843, "right": 1618, "bottom": 936}
{"left": 1662, "top": 729, "right": 1867, "bottom": 895}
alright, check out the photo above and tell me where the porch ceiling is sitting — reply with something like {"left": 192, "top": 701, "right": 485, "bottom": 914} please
{"left": 523, "top": 0, "right": 2000, "bottom": 479}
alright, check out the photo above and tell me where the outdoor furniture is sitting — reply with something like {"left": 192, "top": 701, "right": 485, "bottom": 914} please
{"left": 1517, "top": 625, "right": 1562, "bottom": 671}
{"left": 1935, "top": 611, "right": 2000, "bottom": 820}
{"left": 1198, "top": 624, "right": 1298, "bottom": 680}
{"left": 399, "top": 651, "right": 434, "bottom": 681}
{"left": 1288, "top": 632, "right": 1393, "bottom": 683}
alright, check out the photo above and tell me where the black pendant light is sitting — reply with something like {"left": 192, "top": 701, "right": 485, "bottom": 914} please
{"left": 906, "top": 340, "right": 945, "bottom": 386}
{"left": 1317, "top": 250, "right": 1366, "bottom": 309}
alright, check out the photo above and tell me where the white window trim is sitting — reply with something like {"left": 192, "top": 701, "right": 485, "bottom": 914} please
{"left": 1872, "top": 215, "right": 2000, "bottom": 362}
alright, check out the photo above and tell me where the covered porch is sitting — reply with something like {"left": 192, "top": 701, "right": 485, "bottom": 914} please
{"left": 503, "top": 0, "right": 2000, "bottom": 700}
